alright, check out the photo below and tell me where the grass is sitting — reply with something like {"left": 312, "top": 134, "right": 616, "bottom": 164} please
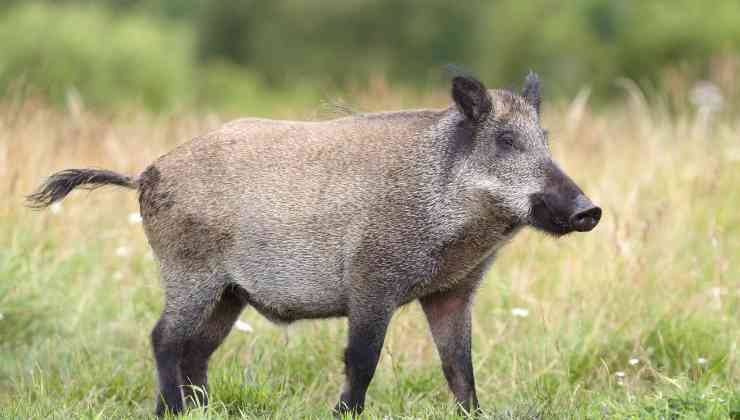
{"left": 0, "top": 88, "right": 739, "bottom": 419}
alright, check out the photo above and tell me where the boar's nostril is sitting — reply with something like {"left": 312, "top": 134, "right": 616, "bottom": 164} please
{"left": 569, "top": 206, "right": 601, "bottom": 232}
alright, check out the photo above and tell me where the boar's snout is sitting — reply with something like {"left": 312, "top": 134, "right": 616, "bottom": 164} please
{"left": 568, "top": 195, "right": 601, "bottom": 232}
{"left": 528, "top": 161, "right": 601, "bottom": 235}
{"left": 529, "top": 191, "right": 601, "bottom": 235}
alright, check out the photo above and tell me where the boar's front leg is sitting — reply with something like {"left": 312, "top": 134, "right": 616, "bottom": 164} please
{"left": 420, "top": 285, "right": 480, "bottom": 414}
{"left": 334, "top": 293, "right": 393, "bottom": 416}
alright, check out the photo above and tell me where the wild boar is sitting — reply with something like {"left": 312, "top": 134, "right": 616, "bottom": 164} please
{"left": 28, "top": 72, "right": 601, "bottom": 416}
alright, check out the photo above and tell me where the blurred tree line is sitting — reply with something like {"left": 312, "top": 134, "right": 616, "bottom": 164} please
{"left": 1, "top": 0, "right": 739, "bottom": 111}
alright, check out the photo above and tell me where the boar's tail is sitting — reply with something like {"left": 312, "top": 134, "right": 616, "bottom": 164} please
{"left": 26, "top": 168, "right": 137, "bottom": 209}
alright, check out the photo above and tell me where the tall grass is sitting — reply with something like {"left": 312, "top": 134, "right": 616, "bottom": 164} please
{"left": 0, "top": 85, "right": 738, "bottom": 418}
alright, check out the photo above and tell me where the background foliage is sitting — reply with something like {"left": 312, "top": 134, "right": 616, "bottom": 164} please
{"left": 1, "top": 1, "right": 739, "bottom": 111}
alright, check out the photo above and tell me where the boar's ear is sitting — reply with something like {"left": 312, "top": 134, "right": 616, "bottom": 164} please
{"left": 452, "top": 76, "right": 492, "bottom": 122}
{"left": 522, "top": 71, "right": 541, "bottom": 114}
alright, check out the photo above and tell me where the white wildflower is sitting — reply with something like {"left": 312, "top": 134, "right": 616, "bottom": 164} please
{"left": 709, "top": 287, "right": 726, "bottom": 298}
{"left": 615, "top": 371, "right": 625, "bottom": 378}
{"left": 128, "top": 212, "right": 143, "bottom": 224}
{"left": 511, "top": 307, "right": 529, "bottom": 318}
{"left": 234, "top": 320, "right": 253, "bottom": 333}
{"left": 115, "top": 245, "right": 131, "bottom": 257}
{"left": 50, "top": 202, "right": 63, "bottom": 214}
{"left": 697, "top": 357, "right": 707, "bottom": 365}
{"left": 628, "top": 358, "right": 639, "bottom": 366}
{"left": 690, "top": 81, "right": 724, "bottom": 113}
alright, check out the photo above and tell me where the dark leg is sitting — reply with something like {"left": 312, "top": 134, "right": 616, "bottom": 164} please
{"left": 151, "top": 316, "right": 185, "bottom": 416}
{"left": 334, "top": 302, "right": 393, "bottom": 415}
{"left": 180, "top": 286, "right": 246, "bottom": 407}
{"left": 420, "top": 287, "right": 479, "bottom": 414}
{"left": 150, "top": 269, "right": 227, "bottom": 417}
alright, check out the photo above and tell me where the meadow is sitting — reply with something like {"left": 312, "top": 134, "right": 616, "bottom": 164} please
{"left": 0, "top": 84, "right": 738, "bottom": 419}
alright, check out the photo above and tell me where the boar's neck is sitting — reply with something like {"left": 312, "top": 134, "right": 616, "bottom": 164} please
{"left": 407, "top": 107, "right": 523, "bottom": 287}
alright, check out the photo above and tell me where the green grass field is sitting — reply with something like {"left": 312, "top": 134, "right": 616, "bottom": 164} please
{"left": 1, "top": 91, "right": 738, "bottom": 419}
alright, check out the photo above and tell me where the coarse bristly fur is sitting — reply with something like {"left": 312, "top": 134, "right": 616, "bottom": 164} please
{"left": 28, "top": 72, "right": 601, "bottom": 417}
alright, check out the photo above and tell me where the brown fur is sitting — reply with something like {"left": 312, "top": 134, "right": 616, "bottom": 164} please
{"left": 28, "top": 73, "right": 600, "bottom": 416}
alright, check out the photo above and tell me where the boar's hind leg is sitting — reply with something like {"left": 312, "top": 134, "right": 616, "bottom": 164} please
{"left": 181, "top": 284, "right": 247, "bottom": 408}
{"left": 150, "top": 268, "right": 230, "bottom": 417}
{"left": 420, "top": 286, "right": 479, "bottom": 414}
{"left": 334, "top": 297, "right": 393, "bottom": 415}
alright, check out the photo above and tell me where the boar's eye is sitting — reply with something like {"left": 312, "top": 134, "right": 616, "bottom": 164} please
{"left": 496, "top": 129, "right": 516, "bottom": 148}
